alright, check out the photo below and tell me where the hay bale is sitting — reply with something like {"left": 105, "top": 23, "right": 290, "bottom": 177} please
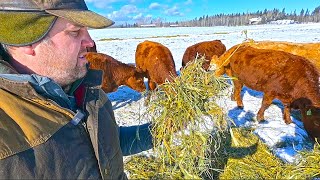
{"left": 125, "top": 56, "right": 232, "bottom": 179}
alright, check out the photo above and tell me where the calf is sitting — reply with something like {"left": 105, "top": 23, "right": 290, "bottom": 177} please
{"left": 211, "top": 45, "right": 320, "bottom": 138}
{"left": 85, "top": 52, "right": 146, "bottom": 93}
{"left": 181, "top": 40, "right": 226, "bottom": 70}
{"left": 135, "top": 40, "right": 177, "bottom": 90}
{"left": 244, "top": 41, "right": 320, "bottom": 71}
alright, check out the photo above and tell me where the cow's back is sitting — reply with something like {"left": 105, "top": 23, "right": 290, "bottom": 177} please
{"left": 245, "top": 41, "right": 320, "bottom": 71}
{"left": 229, "top": 46, "right": 319, "bottom": 100}
{"left": 135, "top": 40, "right": 176, "bottom": 84}
{"left": 182, "top": 40, "right": 226, "bottom": 69}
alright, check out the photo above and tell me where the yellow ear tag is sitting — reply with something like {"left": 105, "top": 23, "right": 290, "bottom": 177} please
{"left": 307, "top": 109, "right": 312, "bottom": 116}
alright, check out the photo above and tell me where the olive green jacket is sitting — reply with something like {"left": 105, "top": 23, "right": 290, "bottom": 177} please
{"left": 0, "top": 59, "right": 152, "bottom": 179}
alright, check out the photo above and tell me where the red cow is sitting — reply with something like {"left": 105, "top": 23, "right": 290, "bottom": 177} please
{"left": 212, "top": 45, "right": 320, "bottom": 139}
{"left": 135, "top": 40, "right": 177, "bottom": 90}
{"left": 301, "top": 105, "right": 320, "bottom": 139}
{"left": 85, "top": 52, "right": 146, "bottom": 93}
{"left": 243, "top": 41, "right": 320, "bottom": 72}
{"left": 181, "top": 40, "right": 226, "bottom": 70}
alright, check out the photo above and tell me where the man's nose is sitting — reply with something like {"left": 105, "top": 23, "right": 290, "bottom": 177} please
{"left": 82, "top": 29, "right": 94, "bottom": 48}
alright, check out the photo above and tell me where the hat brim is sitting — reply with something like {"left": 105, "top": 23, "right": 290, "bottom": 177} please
{"left": 46, "top": 9, "right": 114, "bottom": 29}
{"left": 0, "top": 11, "right": 57, "bottom": 46}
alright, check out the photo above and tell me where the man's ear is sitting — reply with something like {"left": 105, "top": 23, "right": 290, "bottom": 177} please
{"left": 21, "top": 45, "right": 35, "bottom": 56}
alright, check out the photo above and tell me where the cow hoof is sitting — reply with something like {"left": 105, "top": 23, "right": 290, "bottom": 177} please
{"left": 257, "top": 115, "right": 265, "bottom": 123}
{"left": 237, "top": 105, "right": 244, "bottom": 109}
{"left": 284, "top": 119, "right": 292, "bottom": 124}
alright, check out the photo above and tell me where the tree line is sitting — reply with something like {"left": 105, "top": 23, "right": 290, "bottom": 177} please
{"left": 116, "top": 6, "right": 320, "bottom": 28}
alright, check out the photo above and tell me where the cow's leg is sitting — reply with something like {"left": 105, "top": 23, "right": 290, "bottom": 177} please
{"left": 283, "top": 104, "right": 292, "bottom": 124}
{"left": 144, "top": 79, "right": 154, "bottom": 106}
{"left": 233, "top": 80, "right": 243, "bottom": 108}
{"left": 257, "top": 95, "right": 273, "bottom": 122}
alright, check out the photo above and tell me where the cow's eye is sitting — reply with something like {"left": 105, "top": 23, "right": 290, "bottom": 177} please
{"left": 307, "top": 109, "right": 312, "bottom": 116}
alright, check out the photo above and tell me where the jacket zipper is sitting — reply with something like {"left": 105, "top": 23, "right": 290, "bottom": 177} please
{"left": 80, "top": 86, "right": 89, "bottom": 133}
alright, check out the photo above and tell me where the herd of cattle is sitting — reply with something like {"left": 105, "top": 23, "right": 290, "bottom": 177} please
{"left": 85, "top": 39, "right": 320, "bottom": 141}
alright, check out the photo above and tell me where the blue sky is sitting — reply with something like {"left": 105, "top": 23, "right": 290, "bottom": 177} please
{"left": 84, "top": 0, "right": 320, "bottom": 25}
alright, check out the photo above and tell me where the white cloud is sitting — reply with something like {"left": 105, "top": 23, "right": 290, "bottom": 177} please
{"left": 164, "top": 6, "right": 184, "bottom": 16}
{"left": 184, "top": 0, "right": 192, "bottom": 5}
{"left": 84, "top": 0, "right": 124, "bottom": 9}
{"left": 132, "top": 13, "right": 153, "bottom": 24}
{"left": 132, "top": 13, "right": 143, "bottom": 20}
{"left": 107, "top": 5, "right": 140, "bottom": 21}
{"left": 120, "top": 4, "right": 139, "bottom": 14}
{"left": 149, "top": 2, "right": 162, "bottom": 10}
{"left": 133, "top": 13, "right": 152, "bottom": 20}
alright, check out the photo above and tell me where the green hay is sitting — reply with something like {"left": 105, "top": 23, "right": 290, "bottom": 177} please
{"left": 126, "top": 56, "right": 232, "bottom": 179}
{"left": 150, "top": 57, "right": 230, "bottom": 171}
{"left": 125, "top": 128, "right": 320, "bottom": 179}
{"left": 124, "top": 56, "right": 320, "bottom": 179}
{"left": 220, "top": 128, "right": 320, "bottom": 179}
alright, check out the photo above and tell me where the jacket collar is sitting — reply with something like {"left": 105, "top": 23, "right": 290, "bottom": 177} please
{"left": 0, "top": 60, "right": 43, "bottom": 100}
{"left": 0, "top": 60, "right": 19, "bottom": 74}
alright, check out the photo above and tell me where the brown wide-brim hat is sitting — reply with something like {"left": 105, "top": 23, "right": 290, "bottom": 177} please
{"left": 0, "top": 0, "right": 114, "bottom": 46}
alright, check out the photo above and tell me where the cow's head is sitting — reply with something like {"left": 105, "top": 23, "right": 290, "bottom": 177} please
{"left": 126, "top": 70, "right": 146, "bottom": 92}
{"left": 210, "top": 55, "right": 225, "bottom": 76}
{"left": 301, "top": 106, "right": 320, "bottom": 140}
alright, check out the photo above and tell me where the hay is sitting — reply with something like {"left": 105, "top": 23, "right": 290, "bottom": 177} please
{"left": 125, "top": 127, "right": 320, "bottom": 179}
{"left": 148, "top": 56, "right": 231, "bottom": 178}
{"left": 124, "top": 56, "right": 320, "bottom": 179}
{"left": 126, "top": 56, "right": 232, "bottom": 179}
{"left": 219, "top": 128, "right": 320, "bottom": 179}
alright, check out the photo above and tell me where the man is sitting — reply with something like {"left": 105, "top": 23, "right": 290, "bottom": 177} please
{"left": 0, "top": 0, "right": 153, "bottom": 179}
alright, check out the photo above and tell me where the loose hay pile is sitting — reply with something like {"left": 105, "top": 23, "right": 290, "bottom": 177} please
{"left": 220, "top": 128, "right": 320, "bottom": 179}
{"left": 125, "top": 56, "right": 320, "bottom": 179}
{"left": 126, "top": 56, "right": 232, "bottom": 179}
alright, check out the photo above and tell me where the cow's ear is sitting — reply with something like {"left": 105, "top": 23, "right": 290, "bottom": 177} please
{"left": 211, "top": 55, "right": 218, "bottom": 63}
{"left": 211, "top": 55, "right": 218, "bottom": 60}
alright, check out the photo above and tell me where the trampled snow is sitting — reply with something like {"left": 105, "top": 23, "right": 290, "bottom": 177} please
{"left": 88, "top": 23, "right": 320, "bottom": 163}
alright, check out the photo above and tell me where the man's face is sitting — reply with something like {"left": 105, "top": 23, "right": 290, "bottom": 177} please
{"left": 34, "top": 18, "right": 94, "bottom": 87}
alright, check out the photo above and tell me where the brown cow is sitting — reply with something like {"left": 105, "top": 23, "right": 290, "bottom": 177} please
{"left": 181, "top": 40, "right": 226, "bottom": 70}
{"left": 243, "top": 41, "right": 320, "bottom": 71}
{"left": 135, "top": 40, "right": 177, "bottom": 90}
{"left": 301, "top": 106, "right": 320, "bottom": 139}
{"left": 291, "top": 98, "right": 320, "bottom": 139}
{"left": 85, "top": 52, "right": 146, "bottom": 93}
{"left": 211, "top": 45, "right": 320, "bottom": 139}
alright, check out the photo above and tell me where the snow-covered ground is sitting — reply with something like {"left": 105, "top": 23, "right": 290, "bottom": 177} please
{"left": 88, "top": 23, "right": 320, "bottom": 163}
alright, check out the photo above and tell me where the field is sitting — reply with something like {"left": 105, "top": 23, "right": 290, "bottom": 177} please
{"left": 88, "top": 23, "right": 320, "bottom": 177}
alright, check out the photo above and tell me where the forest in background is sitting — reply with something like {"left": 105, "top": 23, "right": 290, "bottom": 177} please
{"left": 115, "top": 6, "right": 320, "bottom": 28}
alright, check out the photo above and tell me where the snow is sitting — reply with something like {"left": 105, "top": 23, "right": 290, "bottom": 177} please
{"left": 88, "top": 23, "right": 320, "bottom": 163}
